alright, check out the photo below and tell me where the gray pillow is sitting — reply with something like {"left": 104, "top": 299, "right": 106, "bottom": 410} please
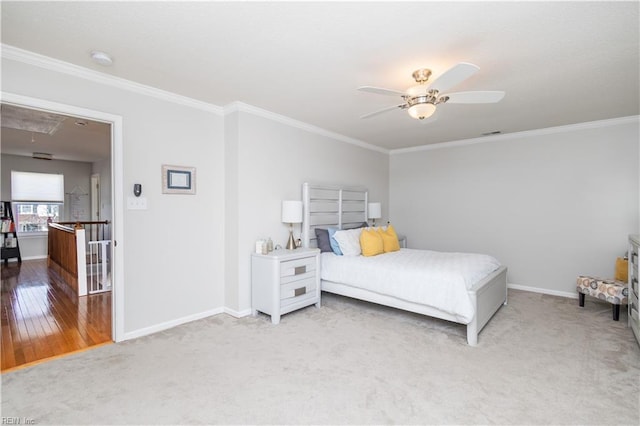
{"left": 314, "top": 228, "right": 332, "bottom": 252}
{"left": 344, "top": 221, "right": 369, "bottom": 230}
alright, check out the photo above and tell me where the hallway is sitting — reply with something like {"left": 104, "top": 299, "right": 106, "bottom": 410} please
{"left": 1, "top": 259, "right": 111, "bottom": 372}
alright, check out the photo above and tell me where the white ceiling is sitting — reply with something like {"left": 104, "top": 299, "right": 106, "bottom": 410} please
{"left": 1, "top": 1, "right": 638, "bottom": 152}
{"left": 0, "top": 104, "right": 111, "bottom": 162}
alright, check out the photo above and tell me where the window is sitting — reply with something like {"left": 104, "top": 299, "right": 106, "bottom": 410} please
{"left": 13, "top": 203, "right": 61, "bottom": 232}
{"left": 18, "top": 205, "right": 34, "bottom": 214}
{"left": 11, "top": 171, "right": 64, "bottom": 233}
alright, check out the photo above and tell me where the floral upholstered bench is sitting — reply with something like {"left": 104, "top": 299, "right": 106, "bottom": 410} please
{"left": 576, "top": 276, "right": 628, "bottom": 321}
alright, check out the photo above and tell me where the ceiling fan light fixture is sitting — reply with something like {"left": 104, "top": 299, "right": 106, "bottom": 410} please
{"left": 412, "top": 68, "right": 432, "bottom": 84}
{"left": 406, "top": 85, "right": 428, "bottom": 97}
{"left": 408, "top": 102, "right": 436, "bottom": 120}
{"left": 358, "top": 63, "right": 504, "bottom": 121}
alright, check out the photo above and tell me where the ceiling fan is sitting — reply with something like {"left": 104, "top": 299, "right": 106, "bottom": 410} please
{"left": 358, "top": 62, "right": 505, "bottom": 120}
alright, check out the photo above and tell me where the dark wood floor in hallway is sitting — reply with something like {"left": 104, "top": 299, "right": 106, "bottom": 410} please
{"left": 1, "top": 259, "right": 111, "bottom": 372}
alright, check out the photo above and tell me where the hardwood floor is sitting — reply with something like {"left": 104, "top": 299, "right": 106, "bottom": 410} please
{"left": 1, "top": 259, "right": 112, "bottom": 372}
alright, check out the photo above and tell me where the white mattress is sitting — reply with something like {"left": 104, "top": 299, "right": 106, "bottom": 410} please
{"left": 320, "top": 248, "right": 501, "bottom": 323}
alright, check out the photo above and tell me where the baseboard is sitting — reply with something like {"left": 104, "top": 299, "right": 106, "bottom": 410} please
{"left": 508, "top": 283, "right": 577, "bottom": 299}
{"left": 223, "top": 307, "right": 253, "bottom": 318}
{"left": 3, "top": 255, "right": 47, "bottom": 262}
{"left": 122, "top": 307, "right": 225, "bottom": 341}
{"left": 24, "top": 255, "right": 48, "bottom": 260}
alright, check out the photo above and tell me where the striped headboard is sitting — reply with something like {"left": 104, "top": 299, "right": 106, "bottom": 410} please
{"left": 301, "top": 183, "right": 368, "bottom": 248}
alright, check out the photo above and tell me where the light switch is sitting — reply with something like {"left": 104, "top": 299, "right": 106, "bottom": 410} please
{"left": 127, "top": 196, "right": 148, "bottom": 210}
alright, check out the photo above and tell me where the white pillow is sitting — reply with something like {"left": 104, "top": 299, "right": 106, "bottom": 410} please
{"left": 333, "top": 228, "right": 363, "bottom": 256}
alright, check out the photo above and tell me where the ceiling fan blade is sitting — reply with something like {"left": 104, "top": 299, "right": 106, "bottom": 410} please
{"left": 442, "top": 91, "right": 505, "bottom": 104}
{"left": 357, "top": 86, "right": 406, "bottom": 97}
{"left": 426, "top": 62, "right": 479, "bottom": 92}
{"left": 360, "top": 104, "right": 405, "bottom": 119}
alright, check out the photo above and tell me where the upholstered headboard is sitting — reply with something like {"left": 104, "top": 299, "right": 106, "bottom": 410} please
{"left": 301, "top": 183, "right": 368, "bottom": 248}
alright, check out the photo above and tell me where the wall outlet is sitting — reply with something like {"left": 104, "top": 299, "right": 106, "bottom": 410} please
{"left": 127, "top": 196, "right": 148, "bottom": 210}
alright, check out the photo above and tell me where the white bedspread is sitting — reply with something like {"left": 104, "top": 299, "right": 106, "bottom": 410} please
{"left": 320, "top": 248, "right": 501, "bottom": 323}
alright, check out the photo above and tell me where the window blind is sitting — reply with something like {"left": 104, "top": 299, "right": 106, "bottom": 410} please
{"left": 11, "top": 171, "right": 64, "bottom": 202}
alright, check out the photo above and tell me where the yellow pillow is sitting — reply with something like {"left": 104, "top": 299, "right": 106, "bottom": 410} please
{"left": 615, "top": 257, "right": 628, "bottom": 282}
{"left": 360, "top": 228, "right": 384, "bottom": 257}
{"left": 379, "top": 224, "right": 400, "bottom": 253}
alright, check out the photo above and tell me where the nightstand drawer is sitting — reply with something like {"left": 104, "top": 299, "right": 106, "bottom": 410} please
{"left": 281, "top": 288, "right": 317, "bottom": 308}
{"left": 631, "top": 311, "right": 640, "bottom": 345}
{"left": 280, "top": 257, "right": 316, "bottom": 278}
{"left": 281, "top": 277, "right": 316, "bottom": 300}
{"left": 630, "top": 286, "right": 638, "bottom": 307}
{"left": 629, "top": 235, "right": 640, "bottom": 347}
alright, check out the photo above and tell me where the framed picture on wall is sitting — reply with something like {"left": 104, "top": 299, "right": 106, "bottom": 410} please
{"left": 161, "top": 165, "right": 196, "bottom": 195}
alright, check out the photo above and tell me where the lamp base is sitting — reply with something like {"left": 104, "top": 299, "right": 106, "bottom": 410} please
{"left": 286, "top": 230, "right": 297, "bottom": 250}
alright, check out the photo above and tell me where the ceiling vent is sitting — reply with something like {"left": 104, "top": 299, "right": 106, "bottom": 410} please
{"left": 32, "top": 152, "right": 53, "bottom": 160}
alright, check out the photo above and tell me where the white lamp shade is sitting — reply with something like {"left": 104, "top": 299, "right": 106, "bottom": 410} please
{"left": 282, "top": 200, "right": 303, "bottom": 223}
{"left": 368, "top": 202, "right": 382, "bottom": 219}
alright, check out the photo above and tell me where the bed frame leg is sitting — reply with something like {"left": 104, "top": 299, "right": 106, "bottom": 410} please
{"left": 467, "top": 321, "right": 478, "bottom": 346}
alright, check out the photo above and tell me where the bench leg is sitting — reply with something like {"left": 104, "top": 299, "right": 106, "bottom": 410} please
{"left": 612, "top": 304, "right": 620, "bottom": 321}
{"left": 578, "top": 293, "right": 585, "bottom": 307}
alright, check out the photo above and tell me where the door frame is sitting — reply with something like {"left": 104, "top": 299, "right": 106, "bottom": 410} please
{"left": 1, "top": 91, "right": 125, "bottom": 342}
{"left": 90, "top": 173, "right": 100, "bottom": 222}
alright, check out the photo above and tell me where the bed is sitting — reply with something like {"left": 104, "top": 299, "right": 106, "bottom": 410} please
{"left": 301, "top": 182, "right": 508, "bottom": 346}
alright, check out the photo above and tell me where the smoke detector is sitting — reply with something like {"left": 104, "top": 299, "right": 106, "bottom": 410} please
{"left": 90, "top": 50, "right": 113, "bottom": 66}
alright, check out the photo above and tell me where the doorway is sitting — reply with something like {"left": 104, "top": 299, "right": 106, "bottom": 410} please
{"left": 0, "top": 93, "right": 124, "bottom": 370}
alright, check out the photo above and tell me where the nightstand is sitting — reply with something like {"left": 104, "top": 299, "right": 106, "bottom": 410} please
{"left": 397, "top": 234, "right": 407, "bottom": 248}
{"left": 629, "top": 235, "right": 639, "bottom": 345}
{"left": 251, "top": 248, "right": 321, "bottom": 324}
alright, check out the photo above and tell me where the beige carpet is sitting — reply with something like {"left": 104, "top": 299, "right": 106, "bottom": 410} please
{"left": 2, "top": 289, "right": 639, "bottom": 425}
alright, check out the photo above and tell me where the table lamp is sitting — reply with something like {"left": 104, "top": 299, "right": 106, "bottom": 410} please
{"left": 282, "top": 200, "right": 303, "bottom": 250}
{"left": 368, "top": 202, "right": 381, "bottom": 226}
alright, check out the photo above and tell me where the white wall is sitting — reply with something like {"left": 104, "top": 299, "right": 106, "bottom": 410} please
{"left": 225, "top": 109, "right": 389, "bottom": 312}
{"left": 2, "top": 58, "right": 226, "bottom": 334}
{"left": 1, "top": 54, "right": 390, "bottom": 335}
{"left": 390, "top": 118, "right": 639, "bottom": 296}
{"left": 224, "top": 111, "right": 240, "bottom": 312}
{"left": 1, "top": 154, "right": 93, "bottom": 258}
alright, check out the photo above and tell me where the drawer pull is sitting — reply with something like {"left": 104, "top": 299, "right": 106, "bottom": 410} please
{"left": 294, "top": 287, "right": 306, "bottom": 297}
{"left": 294, "top": 265, "right": 306, "bottom": 275}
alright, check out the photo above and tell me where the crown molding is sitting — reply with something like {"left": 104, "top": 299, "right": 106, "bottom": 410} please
{"left": 2, "top": 44, "right": 389, "bottom": 155}
{"left": 1, "top": 44, "right": 224, "bottom": 115}
{"left": 390, "top": 115, "right": 640, "bottom": 155}
{"left": 223, "top": 102, "right": 389, "bottom": 155}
